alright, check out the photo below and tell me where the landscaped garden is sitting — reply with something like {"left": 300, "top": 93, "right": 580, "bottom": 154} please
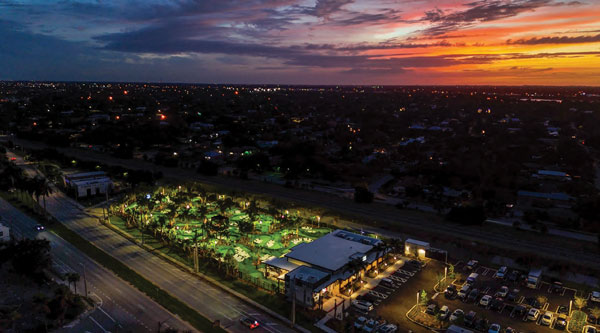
{"left": 109, "top": 183, "right": 331, "bottom": 292}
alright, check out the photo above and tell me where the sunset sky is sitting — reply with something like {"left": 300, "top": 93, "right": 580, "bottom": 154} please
{"left": 1, "top": 0, "right": 600, "bottom": 85}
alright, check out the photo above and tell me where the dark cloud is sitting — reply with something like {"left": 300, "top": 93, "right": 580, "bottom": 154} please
{"left": 507, "top": 34, "right": 600, "bottom": 44}
{"left": 330, "top": 9, "right": 403, "bottom": 26}
{"left": 303, "top": 40, "right": 454, "bottom": 51}
{"left": 312, "top": 0, "right": 354, "bottom": 18}
{"left": 420, "top": 0, "right": 552, "bottom": 35}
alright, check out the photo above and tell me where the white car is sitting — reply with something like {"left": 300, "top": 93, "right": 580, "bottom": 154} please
{"left": 354, "top": 316, "right": 367, "bottom": 329}
{"left": 479, "top": 295, "right": 492, "bottom": 307}
{"left": 495, "top": 266, "right": 507, "bottom": 279}
{"left": 375, "top": 324, "right": 397, "bottom": 333}
{"left": 449, "top": 309, "right": 464, "bottom": 322}
{"left": 352, "top": 300, "right": 374, "bottom": 312}
{"left": 466, "top": 260, "right": 479, "bottom": 270}
{"left": 591, "top": 291, "right": 600, "bottom": 303}
{"left": 541, "top": 311, "right": 553, "bottom": 326}
{"left": 496, "top": 286, "right": 509, "bottom": 298}
{"left": 527, "top": 308, "right": 540, "bottom": 321}
{"left": 439, "top": 305, "right": 450, "bottom": 320}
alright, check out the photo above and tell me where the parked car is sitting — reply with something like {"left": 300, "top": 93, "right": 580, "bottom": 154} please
{"left": 495, "top": 266, "right": 508, "bottom": 279}
{"left": 425, "top": 304, "right": 437, "bottom": 315}
{"left": 465, "top": 311, "right": 477, "bottom": 327}
{"left": 239, "top": 317, "right": 260, "bottom": 330}
{"left": 466, "top": 260, "right": 479, "bottom": 270}
{"left": 352, "top": 300, "right": 374, "bottom": 312}
{"left": 439, "top": 305, "right": 450, "bottom": 320}
{"left": 557, "top": 305, "right": 569, "bottom": 314}
{"left": 480, "top": 295, "right": 492, "bottom": 307}
{"left": 362, "top": 319, "right": 377, "bottom": 333}
{"left": 513, "top": 305, "right": 527, "bottom": 317}
{"left": 591, "top": 291, "right": 600, "bottom": 303}
{"left": 357, "top": 293, "right": 379, "bottom": 304}
{"left": 450, "top": 309, "right": 464, "bottom": 322}
{"left": 550, "top": 279, "right": 563, "bottom": 293}
{"left": 488, "top": 323, "right": 501, "bottom": 333}
{"left": 467, "top": 289, "right": 480, "bottom": 303}
{"left": 583, "top": 325, "right": 598, "bottom": 333}
{"left": 466, "top": 273, "right": 479, "bottom": 285}
{"left": 475, "top": 318, "right": 489, "bottom": 331}
{"left": 379, "top": 278, "right": 397, "bottom": 289}
{"left": 527, "top": 308, "right": 540, "bottom": 321}
{"left": 445, "top": 285, "right": 457, "bottom": 299}
{"left": 555, "top": 314, "right": 568, "bottom": 329}
{"left": 406, "top": 259, "right": 422, "bottom": 269}
{"left": 541, "top": 311, "right": 553, "bottom": 325}
{"left": 507, "top": 270, "right": 520, "bottom": 282}
{"left": 375, "top": 324, "right": 397, "bottom": 333}
{"left": 490, "top": 297, "right": 504, "bottom": 311}
{"left": 588, "top": 312, "right": 598, "bottom": 325}
{"left": 354, "top": 316, "right": 367, "bottom": 329}
{"left": 496, "top": 286, "right": 509, "bottom": 298}
{"left": 505, "top": 328, "right": 515, "bottom": 333}
{"left": 525, "top": 297, "right": 541, "bottom": 308}
{"left": 507, "top": 289, "right": 519, "bottom": 302}
{"left": 458, "top": 285, "right": 471, "bottom": 300}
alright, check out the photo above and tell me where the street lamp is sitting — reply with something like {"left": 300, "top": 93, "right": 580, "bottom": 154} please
{"left": 569, "top": 300, "right": 572, "bottom": 316}
{"left": 444, "top": 266, "right": 447, "bottom": 283}
{"left": 416, "top": 291, "right": 419, "bottom": 306}
{"left": 79, "top": 263, "right": 88, "bottom": 296}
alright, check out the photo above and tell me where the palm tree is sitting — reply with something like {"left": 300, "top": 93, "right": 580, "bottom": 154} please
{"left": 66, "top": 272, "right": 80, "bottom": 293}
{"left": 32, "top": 176, "right": 53, "bottom": 217}
{"left": 0, "top": 162, "right": 24, "bottom": 191}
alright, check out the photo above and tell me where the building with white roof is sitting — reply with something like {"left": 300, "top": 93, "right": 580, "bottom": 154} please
{"left": 264, "top": 229, "right": 388, "bottom": 308}
{"left": 63, "top": 171, "right": 113, "bottom": 198}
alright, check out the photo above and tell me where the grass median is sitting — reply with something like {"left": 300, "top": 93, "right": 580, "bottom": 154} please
{"left": 0, "top": 192, "right": 224, "bottom": 333}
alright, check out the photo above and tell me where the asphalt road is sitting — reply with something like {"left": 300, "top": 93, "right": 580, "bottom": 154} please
{"left": 8, "top": 137, "right": 600, "bottom": 267}
{"left": 0, "top": 198, "right": 195, "bottom": 333}
{"left": 6, "top": 150, "right": 297, "bottom": 333}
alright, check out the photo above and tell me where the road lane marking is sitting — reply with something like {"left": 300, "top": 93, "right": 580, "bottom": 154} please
{"left": 98, "top": 307, "right": 116, "bottom": 322}
{"left": 89, "top": 316, "right": 109, "bottom": 333}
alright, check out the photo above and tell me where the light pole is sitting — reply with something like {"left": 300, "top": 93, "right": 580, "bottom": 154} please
{"left": 444, "top": 266, "right": 447, "bottom": 283}
{"left": 416, "top": 291, "right": 419, "bottom": 306}
{"left": 569, "top": 300, "right": 572, "bottom": 316}
{"left": 79, "top": 262, "right": 88, "bottom": 296}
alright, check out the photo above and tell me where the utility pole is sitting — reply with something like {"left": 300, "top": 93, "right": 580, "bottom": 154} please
{"left": 291, "top": 278, "right": 296, "bottom": 326}
{"left": 80, "top": 263, "right": 88, "bottom": 296}
{"left": 194, "top": 245, "right": 199, "bottom": 273}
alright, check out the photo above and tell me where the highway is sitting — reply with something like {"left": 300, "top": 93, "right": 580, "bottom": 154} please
{"left": 0, "top": 197, "right": 195, "bottom": 333}
{"left": 8, "top": 137, "right": 600, "bottom": 267}
{"left": 6, "top": 150, "right": 297, "bottom": 333}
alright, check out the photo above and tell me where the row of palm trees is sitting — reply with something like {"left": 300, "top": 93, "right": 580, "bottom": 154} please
{"left": 0, "top": 161, "right": 53, "bottom": 216}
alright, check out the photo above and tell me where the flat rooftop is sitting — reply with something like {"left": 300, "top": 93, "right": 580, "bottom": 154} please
{"left": 287, "top": 265, "right": 330, "bottom": 285}
{"left": 284, "top": 229, "right": 381, "bottom": 272}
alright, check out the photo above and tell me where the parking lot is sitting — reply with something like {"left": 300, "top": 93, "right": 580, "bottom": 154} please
{"left": 430, "top": 260, "right": 598, "bottom": 332}
{"left": 362, "top": 258, "right": 446, "bottom": 332}
{"left": 346, "top": 256, "right": 600, "bottom": 333}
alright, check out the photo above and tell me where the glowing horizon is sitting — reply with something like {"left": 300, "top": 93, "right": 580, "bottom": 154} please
{"left": 1, "top": 0, "right": 599, "bottom": 85}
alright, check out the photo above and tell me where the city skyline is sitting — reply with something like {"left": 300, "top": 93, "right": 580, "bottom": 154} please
{"left": 1, "top": 0, "right": 600, "bottom": 86}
